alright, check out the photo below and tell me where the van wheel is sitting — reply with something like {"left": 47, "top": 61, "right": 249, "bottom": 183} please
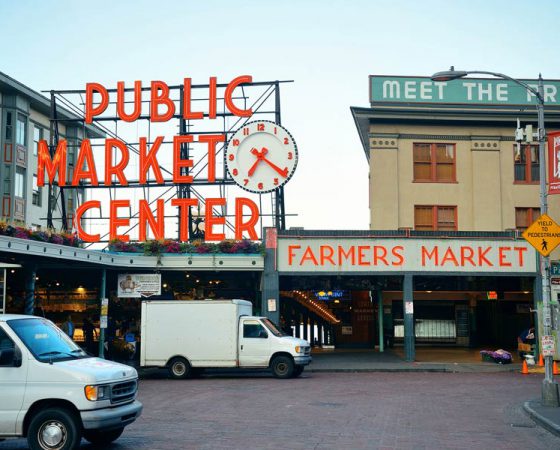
{"left": 27, "top": 407, "right": 81, "bottom": 450}
{"left": 292, "top": 366, "right": 304, "bottom": 377}
{"left": 83, "top": 427, "right": 124, "bottom": 445}
{"left": 271, "top": 355, "right": 294, "bottom": 379}
{"left": 168, "top": 357, "right": 191, "bottom": 379}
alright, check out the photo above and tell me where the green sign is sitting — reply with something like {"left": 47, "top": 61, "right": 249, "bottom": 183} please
{"left": 370, "top": 76, "right": 560, "bottom": 106}
{"left": 552, "top": 261, "right": 560, "bottom": 276}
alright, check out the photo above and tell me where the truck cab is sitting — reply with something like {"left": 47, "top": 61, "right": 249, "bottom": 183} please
{"left": 0, "top": 314, "right": 142, "bottom": 450}
{"left": 238, "top": 316, "right": 311, "bottom": 378}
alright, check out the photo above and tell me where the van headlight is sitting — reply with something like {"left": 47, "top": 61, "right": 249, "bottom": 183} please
{"left": 85, "top": 385, "right": 110, "bottom": 401}
{"left": 295, "top": 346, "right": 305, "bottom": 353}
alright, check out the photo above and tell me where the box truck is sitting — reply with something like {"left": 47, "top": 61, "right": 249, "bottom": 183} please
{"left": 140, "top": 299, "right": 312, "bottom": 379}
{"left": 0, "top": 314, "right": 142, "bottom": 450}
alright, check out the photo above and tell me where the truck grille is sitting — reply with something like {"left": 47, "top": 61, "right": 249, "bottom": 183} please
{"left": 304, "top": 347, "right": 311, "bottom": 355}
{"left": 111, "top": 380, "right": 137, "bottom": 404}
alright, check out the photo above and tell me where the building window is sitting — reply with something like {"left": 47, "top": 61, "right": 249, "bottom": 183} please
{"left": 5, "top": 112, "right": 13, "bottom": 141}
{"left": 15, "top": 167, "right": 25, "bottom": 198}
{"left": 413, "top": 143, "right": 456, "bottom": 182}
{"left": 514, "top": 144, "right": 539, "bottom": 183}
{"left": 32, "top": 174, "right": 42, "bottom": 206}
{"left": 16, "top": 114, "right": 27, "bottom": 147}
{"left": 415, "top": 205, "right": 457, "bottom": 231}
{"left": 33, "top": 126, "right": 43, "bottom": 157}
{"left": 515, "top": 207, "right": 540, "bottom": 230}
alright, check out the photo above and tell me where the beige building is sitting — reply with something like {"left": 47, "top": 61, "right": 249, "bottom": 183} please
{"left": 352, "top": 76, "right": 560, "bottom": 249}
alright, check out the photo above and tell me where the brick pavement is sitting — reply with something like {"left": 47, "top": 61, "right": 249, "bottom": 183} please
{"left": 0, "top": 372, "right": 557, "bottom": 449}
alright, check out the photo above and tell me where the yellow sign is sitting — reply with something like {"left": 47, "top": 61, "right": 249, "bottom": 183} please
{"left": 522, "top": 214, "right": 560, "bottom": 257}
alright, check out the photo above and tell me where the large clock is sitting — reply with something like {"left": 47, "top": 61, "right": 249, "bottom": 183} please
{"left": 224, "top": 120, "right": 298, "bottom": 193}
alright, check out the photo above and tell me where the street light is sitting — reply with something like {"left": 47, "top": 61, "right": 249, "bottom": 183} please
{"left": 431, "top": 67, "right": 558, "bottom": 406}
{"left": 190, "top": 206, "right": 205, "bottom": 241}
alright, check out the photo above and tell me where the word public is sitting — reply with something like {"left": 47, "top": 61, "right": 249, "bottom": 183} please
{"left": 38, "top": 76, "right": 259, "bottom": 243}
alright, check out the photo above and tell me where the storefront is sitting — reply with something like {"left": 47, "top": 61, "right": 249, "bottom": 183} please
{"left": 262, "top": 229, "right": 539, "bottom": 360}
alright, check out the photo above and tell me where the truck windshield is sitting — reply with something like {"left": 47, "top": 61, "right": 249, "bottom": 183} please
{"left": 261, "top": 318, "right": 286, "bottom": 337}
{"left": 7, "top": 318, "right": 88, "bottom": 363}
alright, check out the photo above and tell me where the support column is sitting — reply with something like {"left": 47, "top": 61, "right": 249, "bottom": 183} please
{"left": 295, "top": 310, "right": 301, "bottom": 338}
{"left": 403, "top": 274, "right": 415, "bottom": 362}
{"left": 24, "top": 264, "right": 37, "bottom": 316}
{"left": 262, "top": 229, "right": 280, "bottom": 324}
{"left": 318, "top": 323, "right": 323, "bottom": 347}
{"left": 98, "top": 269, "right": 107, "bottom": 358}
{"left": 310, "top": 318, "right": 316, "bottom": 346}
{"left": 376, "top": 288, "right": 384, "bottom": 352}
{"left": 303, "top": 315, "right": 309, "bottom": 341}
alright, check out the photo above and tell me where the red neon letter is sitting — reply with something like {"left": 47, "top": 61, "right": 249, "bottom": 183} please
{"left": 72, "top": 139, "right": 98, "bottom": 186}
{"left": 204, "top": 198, "right": 226, "bottom": 241}
{"left": 138, "top": 199, "right": 165, "bottom": 241}
{"left": 117, "top": 80, "right": 142, "bottom": 122}
{"left": 37, "top": 140, "right": 66, "bottom": 186}
{"left": 150, "top": 81, "right": 175, "bottom": 122}
{"left": 235, "top": 197, "right": 259, "bottom": 240}
{"left": 75, "top": 201, "right": 101, "bottom": 242}
{"left": 173, "top": 135, "right": 194, "bottom": 184}
{"left": 499, "top": 247, "right": 512, "bottom": 267}
{"left": 171, "top": 198, "right": 198, "bottom": 242}
{"left": 183, "top": 78, "right": 204, "bottom": 120}
{"left": 109, "top": 199, "right": 130, "bottom": 242}
{"left": 209, "top": 76, "right": 217, "bottom": 119}
{"left": 225, "top": 75, "right": 253, "bottom": 117}
{"left": 139, "top": 136, "right": 164, "bottom": 184}
{"left": 199, "top": 134, "right": 225, "bottom": 183}
{"left": 288, "top": 245, "right": 301, "bottom": 266}
{"left": 105, "top": 139, "right": 129, "bottom": 186}
{"left": 85, "top": 82, "right": 109, "bottom": 123}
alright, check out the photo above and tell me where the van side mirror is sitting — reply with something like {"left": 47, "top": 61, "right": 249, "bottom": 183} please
{"left": 0, "top": 347, "right": 21, "bottom": 367}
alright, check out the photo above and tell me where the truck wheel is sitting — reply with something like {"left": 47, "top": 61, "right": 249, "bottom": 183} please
{"left": 271, "top": 355, "right": 294, "bottom": 379}
{"left": 83, "top": 427, "right": 124, "bottom": 445}
{"left": 27, "top": 407, "right": 81, "bottom": 450}
{"left": 292, "top": 366, "right": 304, "bottom": 377}
{"left": 169, "top": 357, "right": 191, "bottom": 379}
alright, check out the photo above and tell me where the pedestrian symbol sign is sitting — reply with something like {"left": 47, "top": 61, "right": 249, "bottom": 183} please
{"left": 522, "top": 214, "right": 560, "bottom": 257}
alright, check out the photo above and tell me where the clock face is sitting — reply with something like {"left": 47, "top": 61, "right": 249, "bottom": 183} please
{"left": 225, "top": 120, "right": 298, "bottom": 193}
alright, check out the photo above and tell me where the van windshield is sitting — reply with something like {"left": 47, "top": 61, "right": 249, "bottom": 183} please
{"left": 261, "top": 318, "right": 286, "bottom": 337}
{"left": 7, "top": 318, "right": 89, "bottom": 362}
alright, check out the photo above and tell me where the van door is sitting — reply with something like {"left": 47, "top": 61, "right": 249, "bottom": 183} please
{"left": 238, "top": 319, "right": 271, "bottom": 367}
{"left": 0, "top": 325, "right": 26, "bottom": 436}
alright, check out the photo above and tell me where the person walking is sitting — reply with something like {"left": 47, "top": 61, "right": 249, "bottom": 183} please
{"left": 61, "top": 315, "right": 75, "bottom": 340}
{"left": 82, "top": 316, "right": 97, "bottom": 355}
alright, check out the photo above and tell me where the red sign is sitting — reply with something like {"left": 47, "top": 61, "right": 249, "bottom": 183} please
{"left": 548, "top": 131, "right": 560, "bottom": 194}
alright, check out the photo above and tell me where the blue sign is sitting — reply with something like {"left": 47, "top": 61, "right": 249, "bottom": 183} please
{"left": 314, "top": 290, "right": 345, "bottom": 301}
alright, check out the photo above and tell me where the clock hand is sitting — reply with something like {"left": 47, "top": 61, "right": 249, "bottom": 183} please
{"left": 260, "top": 154, "right": 289, "bottom": 178}
{"left": 248, "top": 148, "right": 263, "bottom": 177}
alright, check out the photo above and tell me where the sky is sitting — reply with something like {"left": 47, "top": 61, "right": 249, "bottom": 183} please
{"left": 1, "top": 0, "right": 560, "bottom": 234}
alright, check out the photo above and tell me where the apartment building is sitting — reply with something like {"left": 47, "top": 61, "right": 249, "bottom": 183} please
{"left": 0, "top": 72, "right": 102, "bottom": 230}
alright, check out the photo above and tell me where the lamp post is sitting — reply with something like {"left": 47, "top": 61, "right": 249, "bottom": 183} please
{"left": 432, "top": 67, "right": 558, "bottom": 406}
{"left": 190, "top": 206, "right": 205, "bottom": 241}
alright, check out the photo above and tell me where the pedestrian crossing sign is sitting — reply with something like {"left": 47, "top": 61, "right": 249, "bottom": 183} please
{"left": 522, "top": 214, "right": 560, "bottom": 257}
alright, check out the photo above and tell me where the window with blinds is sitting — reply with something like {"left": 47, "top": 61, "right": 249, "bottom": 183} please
{"left": 413, "top": 143, "right": 455, "bottom": 182}
{"left": 414, "top": 205, "right": 457, "bottom": 231}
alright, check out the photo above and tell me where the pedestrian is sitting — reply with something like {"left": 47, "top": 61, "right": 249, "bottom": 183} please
{"left": 104, "top": 315, "right": 115, "bottom": 360}
{"left": 61, "top": 315, "right": 75, "bottom": 340}
{"left": 82, "top": 316, "right": 97, "bottom": 354}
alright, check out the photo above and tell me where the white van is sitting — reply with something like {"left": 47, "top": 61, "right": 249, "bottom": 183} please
{"left": 141, "top": 299, "right": 312, "bottom": 378}
{"left": 0, "top": 314, "right": 142, "bottom": 450}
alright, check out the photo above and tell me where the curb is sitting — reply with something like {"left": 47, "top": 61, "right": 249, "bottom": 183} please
{"left": 523, "top": 400, "right": 560, "bottom": 437}
{"left": 309, "top": 368, "right": 448, "bottom": 373}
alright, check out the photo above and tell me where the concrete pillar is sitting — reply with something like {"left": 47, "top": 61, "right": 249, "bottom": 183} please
{"left": 98, "top": 269, "right": 107, "bottom": 358}
{"left": 262, "top": 229, "right": 280, "bottom": 324}
{"left": 303, "top": 315, "right": 308, "bottom": 341}
{"left": 310, "top": 318, "right": 316, "bottom": 346}
{"left": 403, "top": 274, "right": 415, "bottom": 362}
{"left": 23, "top": 264, "right": 37, "bottom": 315}
{"left": 295, "top": 311, "right": 301, "bottom": 338}
{"left": 318, "top": 323, "right": 323, "bottom": 346}
{"left": 377, "top": 288, "right": 384, "bottom": 352}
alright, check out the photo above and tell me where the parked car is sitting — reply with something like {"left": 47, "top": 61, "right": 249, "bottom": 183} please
{"left": 0, "top": 314, "right": 142, "bottom": 450}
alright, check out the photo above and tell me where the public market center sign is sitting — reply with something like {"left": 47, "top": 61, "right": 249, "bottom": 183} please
{"left": 370, "top": 75, "right": 560, "bottom": 106}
